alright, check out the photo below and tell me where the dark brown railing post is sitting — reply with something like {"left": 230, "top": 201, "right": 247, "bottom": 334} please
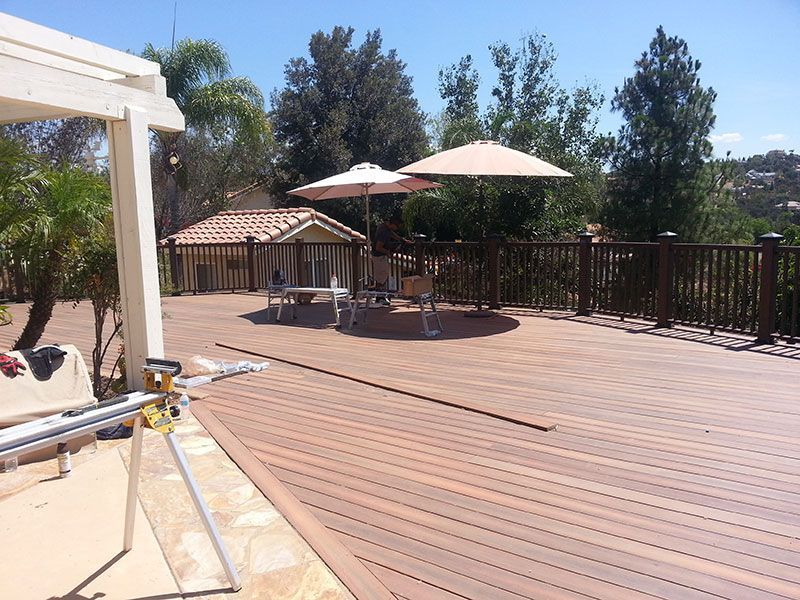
{"left": 167, "top": 237, "right": 181, "bottom": 296}
{"left": 486, "top": 234, "right": 502, "bottom": 310}
{"left": 413, "top": 234, "right": 427, "bottom": 276}
{"left": 245, "top": 235, "right": 257, "bottom": 291}
{"left": 350, "top": 239, "right": 362, "bottom": 291}
{"left": 577, "top": 232, "right": 594, "bottom": 316}
{"left": 756, "top": 232, "right": 784, "bottom": 344}
{"left": 656, "top": 231, "right": 678, "bottom": 328}
{"left": 294, "top": 237, "right": 306, "bottom": 286}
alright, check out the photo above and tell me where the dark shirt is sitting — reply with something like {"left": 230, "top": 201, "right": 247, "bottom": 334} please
{"left": 371, "top": 223, "right": 398, "bottom": 256}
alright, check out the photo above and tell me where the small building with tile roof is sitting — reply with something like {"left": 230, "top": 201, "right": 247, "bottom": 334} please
{"left": 160, "top": 208, "right": 366, "bottom": 291}
{"left": 162, "top": 207, "right": 366, "bottom": 246}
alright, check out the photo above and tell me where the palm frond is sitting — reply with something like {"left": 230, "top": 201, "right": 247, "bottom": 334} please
{"left": 185, "top": 77, "right": 269, "bottom": 139}
{"left": 143, "top": 39, "right": 231, "bottom": 111}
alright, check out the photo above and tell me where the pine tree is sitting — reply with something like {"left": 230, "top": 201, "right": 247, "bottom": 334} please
{"left": 603, "top": 26, "right": 719, "bottom": 241}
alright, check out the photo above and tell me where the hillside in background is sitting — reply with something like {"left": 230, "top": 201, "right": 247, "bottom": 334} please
{"left": 732, "top": 150, "right": 800, "bottom": 233}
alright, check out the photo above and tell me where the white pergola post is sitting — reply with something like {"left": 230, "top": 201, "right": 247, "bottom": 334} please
{"left": 107, "top": 107, "right": 165, "bottom": 390}
{"left": 0, "top": 13, "right": 184, "bottom": 390}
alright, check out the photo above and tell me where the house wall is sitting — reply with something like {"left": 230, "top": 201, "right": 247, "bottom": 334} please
{"left": 170, "top": 222, "right": 368, "bottom": 291}
{"left": 228, "top": 188, "right": 276, "bottom": 211}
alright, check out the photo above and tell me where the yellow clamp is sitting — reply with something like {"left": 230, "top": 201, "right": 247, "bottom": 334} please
{"left": 140, "top": 400, "right": 174, "bottom": 434}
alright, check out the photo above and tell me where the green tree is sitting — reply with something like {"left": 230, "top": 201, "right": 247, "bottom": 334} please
{"left": 438, "top": 56, "right": 483, "bottom": 148}
{"left": 270, "top": 27, "right": 428, "bottom": 228}
{"left": 406, "top": 33, "right": 606, "bottom": 241}
{"left": 63, "top": 218, "right": 121, "bottom": 397}
{"left": 1, "top": 165, "right": 110, "bottom": 350}
{"left": 1, "top": 117, "right": 104, "bottom": 168}
{"left": 142, "top": 39, "right": 270, "bottom": 235}
{"left": 150, "top": 124, "right": 274, "bottom": 239}
{"left": 603, "top": 26, "right": 729, "bottom": 241}
{"left": 0, "top": 137, "right": 47, "bottom": 305}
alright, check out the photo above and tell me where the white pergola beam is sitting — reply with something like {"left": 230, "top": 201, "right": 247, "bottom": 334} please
{"left": 0, "top": 54, "right": 184, "bottom": 131}
{"left": 0, "top": 102, "right": 75, "bottom": 124}
{"left": 113, "top": 74, "right": 167, "bottom": 97}
{"left": 107, "top": 107, "right": 165, "bottom": 390}
{"left": 0, "top": 39, "right": 123, "bottom": 81}
{"left": 0, "top": 13, "right": 159, "bottom": 78}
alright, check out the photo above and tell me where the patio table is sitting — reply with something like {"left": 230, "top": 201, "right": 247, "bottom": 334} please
{"left": 276, "top": 286, "right": 353, "bottom": 327}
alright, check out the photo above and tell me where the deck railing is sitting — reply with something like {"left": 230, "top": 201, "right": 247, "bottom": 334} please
{"left": 501, "top": 242, "right": 580, "bottom": 310}
{"left": 155, "top": 232, "right": 799, "bottom": 345}
{"left": 591, "top": 242, "right": 659, "bottom": 319}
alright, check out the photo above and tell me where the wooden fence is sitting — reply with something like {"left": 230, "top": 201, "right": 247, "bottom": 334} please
{"left": 4, "top": 232, "right": 796, "bottom": 344}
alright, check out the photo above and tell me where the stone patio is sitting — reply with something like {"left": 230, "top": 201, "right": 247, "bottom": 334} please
{"left": 0, "top": 405, "right": 352, "bottom": 600}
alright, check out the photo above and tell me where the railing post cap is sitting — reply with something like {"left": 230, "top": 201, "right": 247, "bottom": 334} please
{"left": 245, "top": 235, "right": 256, "bottom": 242}
{"left": 759, "top": 232, "right": 784, "bottom": 242}
{"left": 413, "top": 233, "right": 427, "bottom": 241}
{"left": 578, "top": 231, "right": 595, "bottom": 239}
{"left": 657, "top": 231, "right": 678, "bottom": 239}
{"left": 167, "top": 236, "right": 177, "bottom": 243}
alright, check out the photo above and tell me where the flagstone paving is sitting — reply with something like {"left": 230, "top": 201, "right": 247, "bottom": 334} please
{"left": 119, "top": 410, "right": 354, "bottom": 600}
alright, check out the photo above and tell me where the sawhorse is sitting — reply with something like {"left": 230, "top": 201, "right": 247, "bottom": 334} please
{"left": 416, "top": 292, "right": 443, "bottom": 337}
{"left": 349, "top": 290, "right": 443, "bottom": 337}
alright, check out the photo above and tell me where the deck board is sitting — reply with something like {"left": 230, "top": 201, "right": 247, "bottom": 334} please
{"left": 2, "top": 294, "right": 799, "bottom": 600}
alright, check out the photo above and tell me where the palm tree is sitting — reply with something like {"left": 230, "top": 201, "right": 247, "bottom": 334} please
{"left": 0, "top": 137, "right": 47, "bottom": 304}
{"left": 142, "top": 39, "right": 269, "bottom": 235}
{"left": 1, "top": 164, "right": 110, "bottom": 350}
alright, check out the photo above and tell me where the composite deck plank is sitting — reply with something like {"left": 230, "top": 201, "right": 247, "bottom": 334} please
{"left": 217, "top": 417, "right": 800, "bottom": 597}
{"left": 206, "top": 398, "right": 800, "bottom": 518}
{"left": 3, "top": 295, "right": 799, "bottom": 600}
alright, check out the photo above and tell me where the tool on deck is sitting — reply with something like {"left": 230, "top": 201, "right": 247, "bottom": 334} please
{"left": 0, "top": 355, "right": 254, "bottom": 592}
{"left": 142, "top": 357, "right": 181, "bottom": 392}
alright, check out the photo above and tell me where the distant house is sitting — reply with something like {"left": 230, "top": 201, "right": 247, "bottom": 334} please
{"left": 160, "top": 208, "right": 366, "bottom": 290}
{"left": 745, "top": 169, "right": 777, "bottom": 183}
{"left": 775, "top": 200, "right": 800, "bottom": 211}
{"left": 225, "top": 181, "right": 277, "bottom": 211}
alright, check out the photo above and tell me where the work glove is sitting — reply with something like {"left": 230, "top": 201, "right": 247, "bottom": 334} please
{"left": 0, "top": 353, "right": 26, "bottom": 378}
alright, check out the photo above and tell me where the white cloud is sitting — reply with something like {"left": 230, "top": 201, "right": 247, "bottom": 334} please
{"left": 709, "top": 132, "right": 743, "bottom": 144}
{"left": 761, "top": 133, "right": 787, "bottom": 142}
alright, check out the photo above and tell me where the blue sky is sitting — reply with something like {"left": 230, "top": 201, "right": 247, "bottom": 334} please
{"left": 3, "top": 0, "right": 798, "bottom": 158}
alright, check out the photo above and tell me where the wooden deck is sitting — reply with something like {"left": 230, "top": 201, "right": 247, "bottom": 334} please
{"left": 2, "top": 294, "right": 799, "bottom": 600}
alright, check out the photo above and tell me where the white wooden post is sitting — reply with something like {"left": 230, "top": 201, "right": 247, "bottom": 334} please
{"left": 107, "top": 106, "right": 165, "bottom": 390}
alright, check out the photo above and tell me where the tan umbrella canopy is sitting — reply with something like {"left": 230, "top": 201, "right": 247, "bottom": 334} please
{"left": 398, "top": 140, "right": 573, "bottom": 178}
{"left": 398, "top": 140, "right": 572, "bottom": 316}
{"left": 288, "top": 162, "right": 442, "bottom": 249}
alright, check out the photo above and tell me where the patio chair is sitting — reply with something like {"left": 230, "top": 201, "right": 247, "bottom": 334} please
{"left": 266, "top": 268, "right": 297, "bottom": 320}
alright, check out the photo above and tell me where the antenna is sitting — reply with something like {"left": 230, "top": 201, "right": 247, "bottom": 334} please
{"left": 171, "top": 1, "right": 177, "bottom": 51}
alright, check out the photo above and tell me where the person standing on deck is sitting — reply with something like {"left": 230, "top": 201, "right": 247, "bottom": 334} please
{"left": 371, "top": 215, "right": 411, "bottom": 293}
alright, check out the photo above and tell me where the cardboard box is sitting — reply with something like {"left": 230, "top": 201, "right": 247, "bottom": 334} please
{"left": 401, "top": 275, "right": 433, "bottom": 297}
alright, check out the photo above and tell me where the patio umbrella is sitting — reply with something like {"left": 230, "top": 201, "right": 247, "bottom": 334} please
{"left": 288, "top": 162, "right": 442, "bottom": 251}
{"left": 398, "top": 139, "right": 573, "bottom": 178}
{"left": 398, "top": 140, "right": 573, "bottom": 315}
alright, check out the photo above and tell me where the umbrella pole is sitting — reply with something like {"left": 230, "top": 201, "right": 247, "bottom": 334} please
{"left": 465, "top": 176, "right": 494, "bottom": 318}
{"left": 365, "top": 192, "right": 371, "bottom": 252}
{"left": 364, "top": 191, "right": 372, "bottom": 282}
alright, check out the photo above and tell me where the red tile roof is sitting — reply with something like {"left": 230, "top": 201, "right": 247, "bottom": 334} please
{"left": 161, "top": 208, "right": 366, "bottom": 245}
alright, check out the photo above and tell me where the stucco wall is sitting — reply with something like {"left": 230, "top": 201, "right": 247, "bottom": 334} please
{"left": 228, "top": 188, "right": 276, "bottom": 211}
